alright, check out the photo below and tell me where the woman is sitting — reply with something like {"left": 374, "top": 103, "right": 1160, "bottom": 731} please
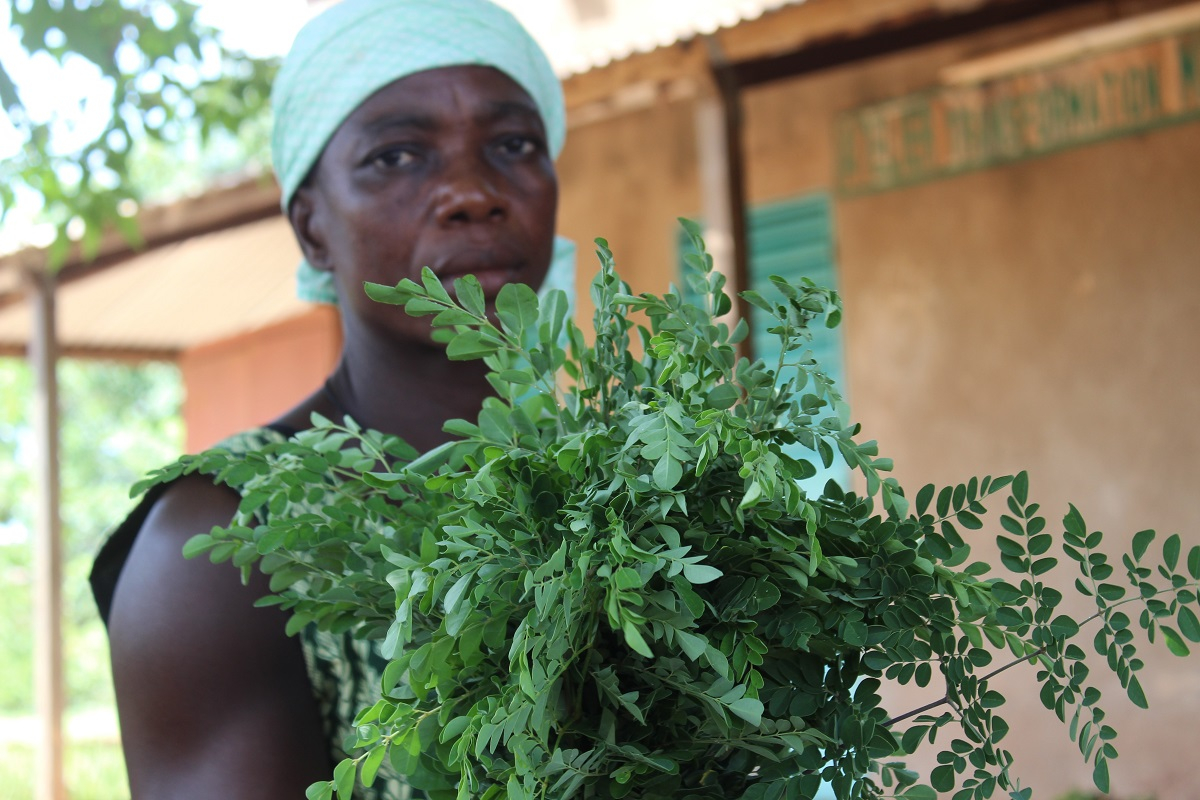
{"left": 91, "top": 1, "right": 574, "bottom": 797}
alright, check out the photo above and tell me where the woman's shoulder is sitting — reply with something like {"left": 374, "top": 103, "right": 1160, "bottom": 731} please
{"left": 90, "top": 423, "right": 293, "bottom": 624}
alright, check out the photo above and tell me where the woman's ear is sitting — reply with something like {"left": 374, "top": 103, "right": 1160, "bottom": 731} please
{"left": 288, "top": 185, "right": 333, "bottom": 272}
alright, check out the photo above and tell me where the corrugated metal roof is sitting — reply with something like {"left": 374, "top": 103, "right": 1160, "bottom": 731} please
{"left": 495, "top": 0, "right": 808, "bottom": 75}
{"left": 304, "top": 0, "right": 810, "bottom": 77}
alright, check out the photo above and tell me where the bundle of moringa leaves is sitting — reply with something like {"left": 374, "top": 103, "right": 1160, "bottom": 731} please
{"left": 153, "top": 222, "right": 1200, "bottom": 800}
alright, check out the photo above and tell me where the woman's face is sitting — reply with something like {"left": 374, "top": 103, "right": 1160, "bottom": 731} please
{"left": 291, "top": 65, "right": 558, "bottom": 344}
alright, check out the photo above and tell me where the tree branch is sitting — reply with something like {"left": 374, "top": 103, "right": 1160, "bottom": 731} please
{"left": 884, "top": 646, "right": 1047, "bottom": 728}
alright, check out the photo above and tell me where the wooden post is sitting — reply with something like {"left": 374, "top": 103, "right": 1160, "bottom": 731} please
{"left": 27, "top": 265, "right": 66, "bottom": 800}
{"left": 694, "top": 94, "right": 737, "bottom": 302}
{"left": 698, "top": 35, "right": 753, "bottom": 361}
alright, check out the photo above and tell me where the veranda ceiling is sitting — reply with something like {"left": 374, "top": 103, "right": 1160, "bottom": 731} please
{"left": 0, "top": 215, "right": 304, "bottom": 359}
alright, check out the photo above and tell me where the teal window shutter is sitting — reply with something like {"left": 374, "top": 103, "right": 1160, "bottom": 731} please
{"left": 679, "top": 193, "right": 849, "bottom": 495}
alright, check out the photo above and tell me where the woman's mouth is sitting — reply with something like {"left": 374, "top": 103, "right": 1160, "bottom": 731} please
{"left": 435, "top": 258, "right": 523, "bottom": 298}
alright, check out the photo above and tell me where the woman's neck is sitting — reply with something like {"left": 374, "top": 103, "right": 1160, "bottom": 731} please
{"left": 329, "top": 327, "right": 492, "bottom": 452}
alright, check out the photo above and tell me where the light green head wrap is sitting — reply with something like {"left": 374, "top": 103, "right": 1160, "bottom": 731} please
{"left": 271, "top": 0, "right": 573, "bottom": 305}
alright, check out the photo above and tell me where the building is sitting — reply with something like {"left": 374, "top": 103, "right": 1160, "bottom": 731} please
{"left": 2, "top": 0, "right": 1197, "bottom": 796}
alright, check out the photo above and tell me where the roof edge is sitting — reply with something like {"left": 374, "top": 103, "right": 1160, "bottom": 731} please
{"left": 0, "top": 176, "right": 283, "bottom": 309}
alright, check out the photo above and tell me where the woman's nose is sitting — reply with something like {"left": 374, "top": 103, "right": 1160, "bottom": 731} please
{"left": 432, "top": 159, "right": 509, "bottom": 225}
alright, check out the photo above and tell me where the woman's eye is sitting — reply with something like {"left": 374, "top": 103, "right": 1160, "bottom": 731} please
{"left": 499, "top": 136, "right": 539, "bottom": 157}
{"left": 370, "top": 148, "right": 416, "bottom": 169}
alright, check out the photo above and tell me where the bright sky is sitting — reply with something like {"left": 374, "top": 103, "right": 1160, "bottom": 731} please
{"left": 193, "top": 0, "right": 311, "bottom": 56}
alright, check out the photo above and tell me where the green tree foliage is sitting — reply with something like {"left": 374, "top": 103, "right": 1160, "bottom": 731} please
{"left": 156, "top": 226, "right": 1198, "bottom": 800}
{"left": 0, "top": 0, "right": 276, "bottom": 264}
{"left": 0, "top": 357, "right": 182, "bottom": 714}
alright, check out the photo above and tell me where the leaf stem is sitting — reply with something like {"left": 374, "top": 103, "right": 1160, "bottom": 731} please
{"left": 882, "top": 594, "right": 1176, "bottom": 730}
{"left": 884, "top": 646, "right": 1047, "bottom": 728}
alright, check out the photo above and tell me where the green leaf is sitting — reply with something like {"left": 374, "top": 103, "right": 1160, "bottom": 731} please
{"left": 1093, "top": 758, "right": 1110, "bottom": 794}
{"left": 842, "top": 620, "right": 868, "bottom": 647}
{"left": 915, "top": 484, "right": 935, "bottom": 516}
{"left": 956, "top": 510, "right": 982, "bottom": 530}
{"left": 1162, "top": 626, "right": 1190, "bottom": 657}
{"left": 739, "top": 481, "right": 763, "bottom": 508}
{"left": 678, "top": 217, "right": 703, "bottom": 239}
{"left": 901, "top": 725, "right": 928, "bottom": 755}
{"left": 401, "top": 296, "right": 448, "bottom": 318}
{"left": 420, "top": 267, "right": 453, "bottom": 303}
{"left": 1013, "top": 471, "right": 1029, "bottom": 505}
{"left": 181, "top": 533, "right": 214, "bottom": 559}
{"left": 1126, "top": 675, "right": 1149, "bottom": 709}
{"left": 994, "top": 608, "right": 1024, "bottom": 627}
{"left": 496, "top": 369, "right": 534, "bottom": 386}
{"left": 995, "top": 536, "right": 1025, "bottom": 557}
{"left": 1031, "top": 557, "right": 1057, "bottom": 576}
{"left": 930, "top": 765, "right": 956, "bottom": 792}
{"left": 622, "top": 620, "right": 654, "bottom": 658}
{"left": 1131, "top": 529, "right": 1155, "bottom": 561}
{"left": 900, "top": 787, "right": 937, "bottom": 800}
{"left": 431, "top": 305, "right": 479, "bottom": 327}
{"left": 495, "top": 281, "right": 539, "bottom": 335}
{"left": 682, "top": 563, "right": 722, "bottom": 584}
{"left": 361, "top": 745, "right": 388, "bottom": 787}
{"left": 675, "top": 629, "right": 708, "bottom": 660}
{"left": 444, "top": 571, "right": 474, "bottom": 614}
{"left": 306, "top": 782, "right": 334, "bottom": 800}
{"left": 653, "top": 455, "right": 683, "bottom": 491}
{"left": 1177, "top": 606, "right": 1200, "bottom": 643}
{"left": 614, "top": 568, "right": 642, "bottom": 591}
{"left": 1163, "top": 533, "right": 1181, "bottom": 571}
{"left": 453, "top": 274, "right": 487, "bottom": 318}
{"left": 441, "top": 716, "right": 471, "bottom": 743}
{"left": 364, "top": 471, "right": 405, "bottom": 487}
{"left": 446, "top": 329, "right": 498, "bottom": 360}
{"left": 991, "top": 581, "right": 1023, "bottom": 604}
{"left": 728, "top": 697, "right": 764, "bottom": 725}
{"left": 1050, "top": 615, "right": 1080, "bottom": 639}
{"left": 915, "top": 662, "right": 932, "bottom": 688}
{"left": 741, "top": 289, "right": 772, "bottom": 313}
{"left": 364, "top": 280, "right": 413, "bottom": 305}
{"left": 1063, "top": 504, "right": 1086, "bottom": 539}
{"left": 706, "top": 383, "right": 740, "bottom": 410}
{"left": 333, "top": 758, "right": 356, "bottom": 800}
{"left": 705, "top": 646, "right": 730, "bottom": 677}
{"left": 937, "top": 486, "right": 952, "bottom": 517}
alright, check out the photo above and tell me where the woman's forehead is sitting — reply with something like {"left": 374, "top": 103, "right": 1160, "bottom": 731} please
{"left": 346, "top": 66, "right": 543, "bottom": 129}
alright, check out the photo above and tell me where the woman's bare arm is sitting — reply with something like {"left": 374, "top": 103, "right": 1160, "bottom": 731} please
{"left": 108, "top": 474, "right": 332, "bottom": 799}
